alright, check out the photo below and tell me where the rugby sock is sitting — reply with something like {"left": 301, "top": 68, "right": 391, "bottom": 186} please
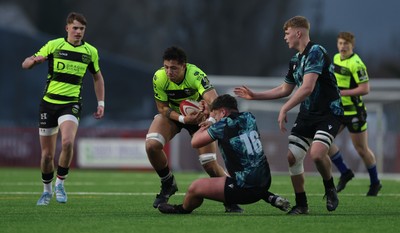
{"left": 323, "top": 177, "right": 335, "bottom": 190}
{"left": 295, "top": 192, "right": 308, "bottom": 207}
{"left": 262, "top": 191, "right": 275, "bottom": 203}
{"left": 42, "top": 172, "right": 54, "bottom": 193}
{"left": 55, "top": 166, "right": 69, "bottom": 186}
{"left": 367, "top": 164, "right": 380, "bottom": 184}
{"left": 156, "top": 166, "right": 172, "bottom": 181}
{"left": 330, "top": 151, "right": 349, "bottom": 174}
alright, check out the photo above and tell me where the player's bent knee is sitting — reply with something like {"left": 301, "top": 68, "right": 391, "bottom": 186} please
{"left": 41, "top": 153, "right": 54, "bottom": 163}
{"left": 288, "top": 154, "right": 305, "bottom": 176}
{"left": 187, "top": 179, "right": 202, "bottom": 196}
{"left": 199, "top": 153, "right": 217, "bottom": 165}
{"left": 288, "top": 134, "right": 311, "bottom": 176}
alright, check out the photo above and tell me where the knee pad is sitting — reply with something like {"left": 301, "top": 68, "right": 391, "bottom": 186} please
{"left": 288, "top": 134, "right": 311, "bottom": 175}
{"left": 146, "top": 133, "right": 166, "bottom": 146}
{"left": 199, "top": 153, "right": 217, "bottom": 165}
{"left": 313, "top": 130, "right": 334, "bottom": 149}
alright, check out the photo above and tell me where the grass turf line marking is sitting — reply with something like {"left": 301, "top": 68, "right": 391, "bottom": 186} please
{"left": 0, "top": 191, "right": 399, "bottom": 197}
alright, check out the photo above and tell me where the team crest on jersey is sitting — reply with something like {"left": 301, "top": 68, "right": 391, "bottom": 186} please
{"left": 201, "top": 76, "right": 212, "bottom": 89}
{"left": 358, "top": 69, "right": 368, "bottom": 82}
{"left": 82, "top": 54, "right": 91, "bottom": 64}
{"left": 72, "top": 105, "right": 80, "bottom": 114}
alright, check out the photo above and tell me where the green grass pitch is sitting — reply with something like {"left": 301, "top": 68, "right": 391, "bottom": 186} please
{"left": 0, "top": 167, "right": 399, "bottom": 233}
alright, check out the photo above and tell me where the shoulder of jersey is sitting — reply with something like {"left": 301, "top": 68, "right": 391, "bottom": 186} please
{"left": 153, "top": 68, "right": 168, "bottom": 82}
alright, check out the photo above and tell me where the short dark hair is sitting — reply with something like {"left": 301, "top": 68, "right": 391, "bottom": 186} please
{"left": 337, "top": 31, "right": 355, "bottom": 46}
{"left": 66, "top": 12, "right": 87, "bottom": 26}
{"left": 162, "top": 46, "right": 187, "bottom": 64}
{"left": 211, "top": 94, "right": 238, "bottom": 111}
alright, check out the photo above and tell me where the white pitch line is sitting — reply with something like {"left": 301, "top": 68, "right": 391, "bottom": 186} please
{"left": 0, "top": 192, "right": 399, "bottom": 197}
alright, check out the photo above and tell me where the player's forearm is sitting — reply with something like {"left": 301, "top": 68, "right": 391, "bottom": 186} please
{"left": 253, "top": 85, "right": 290, "bottom": 100}
{"left": 21, "top": 56, "right": 36, "bottom": 69}
{"left": 93, "top": 73, "right": 105, "bottom": 104}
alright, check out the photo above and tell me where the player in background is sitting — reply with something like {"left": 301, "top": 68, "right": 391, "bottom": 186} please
{"left": 21, "top": 12, "right": 105, "bottom": 205}
{"left": 145, "top": 46, "right": 242, "bottom": 213}
{"left": 328, "top": 32, "right": 382, "bottom": 196}
{"left": 158, "top": 94, "right": 290, "bottom": 214}
{"left": 234, "top": 16, "right": 343, "bottom": 215}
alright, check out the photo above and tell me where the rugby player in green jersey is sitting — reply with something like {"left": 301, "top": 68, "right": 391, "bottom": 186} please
{"left": 328, "top": 32, "right": 382, "bottom": 196}
{"left": 22, "top": 12, "right": 105, "bottom": 205}
{"left": 146, "top": 46, "right": 242, "bottom": 212}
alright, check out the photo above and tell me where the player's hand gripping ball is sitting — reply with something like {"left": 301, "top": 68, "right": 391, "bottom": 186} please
{"left": 179, "top": 100, "right": 201, "bottom": 116}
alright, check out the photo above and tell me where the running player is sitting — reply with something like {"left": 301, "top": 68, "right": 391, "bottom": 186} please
{"left": 328, "top": 32, "right": 382, "bottom": 196}
{"left": 22, "top": 12, "right": 105, "bottom": 205}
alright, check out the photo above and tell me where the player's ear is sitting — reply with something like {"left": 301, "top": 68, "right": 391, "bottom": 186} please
{"left": 221, "top": 108, "right": 227, "bottom": 117}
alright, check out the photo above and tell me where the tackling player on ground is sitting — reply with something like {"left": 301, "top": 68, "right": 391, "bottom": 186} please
{"left": 158, "top": 94, "right": 291, "bottom": 214}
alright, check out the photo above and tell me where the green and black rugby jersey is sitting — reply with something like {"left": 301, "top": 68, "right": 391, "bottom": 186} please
{"left": 333, "top": 53, "right": 368, "bottom": 115}
{"left": 35, "top": 37, "right": 100, "bottom": 104}
{"left": 152, "top": 63, "right": 214, "bottom": 113}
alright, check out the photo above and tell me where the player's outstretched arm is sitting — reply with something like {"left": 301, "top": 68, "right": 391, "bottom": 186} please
{"left": 22, "top": 56, "right": 46, "bottom": 69}
{"left": 234, "top": 84, "right": 294, "bottom": 100}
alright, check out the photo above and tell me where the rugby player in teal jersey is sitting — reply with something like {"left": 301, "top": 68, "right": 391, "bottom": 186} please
{"left": 146, "top": 46, "right": 242, "bottom": 212}
{"left": 235, "top": 16, "right": 343, "bottom": 215}
{"left": 158, "top": 94, "right": 291, "bottom": 214}
{"left": 328, "top": 32, "right": 381, "bottom": 196}
{"left": 22, "top": 12, "right": 105, "bottom": 206}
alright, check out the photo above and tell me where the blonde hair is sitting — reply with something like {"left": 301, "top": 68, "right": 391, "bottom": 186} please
{"left": 283, "top": 16, "right": 310, "bottom": 31}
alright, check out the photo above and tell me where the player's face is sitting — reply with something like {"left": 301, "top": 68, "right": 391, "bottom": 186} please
{"left": 337, "top": 38, "right": 353, "bottom": 59}
{"left": 164, "top": 60, "right": 186, "bottom": 83}
{"left": 284, "top": 27, "right": 299, "bottom": 50}
{"left": 66, "top": 20, "right": 86, "bottom": 46}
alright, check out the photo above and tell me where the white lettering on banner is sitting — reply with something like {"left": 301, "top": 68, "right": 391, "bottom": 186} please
{"left": 77, "top": 138, "right": 151, "bottom": 168}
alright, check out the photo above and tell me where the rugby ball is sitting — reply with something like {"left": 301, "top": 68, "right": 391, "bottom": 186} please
{"left": 179, "top": 100, "right": 201, "bottom": 116}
